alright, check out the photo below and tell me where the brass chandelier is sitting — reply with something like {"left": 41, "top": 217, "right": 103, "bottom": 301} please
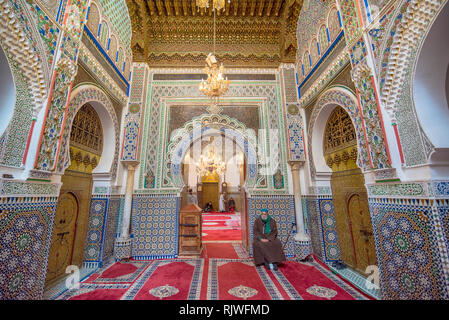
{"left": 198, "top": 0, "right": 231, "bottom": 114}
{"left": 195, "top": 149, "right": 226, "bottom": 177}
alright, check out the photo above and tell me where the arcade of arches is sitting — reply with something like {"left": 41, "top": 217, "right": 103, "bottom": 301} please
{"left": 0, "top": 0, "right": 448, "bottom": 301}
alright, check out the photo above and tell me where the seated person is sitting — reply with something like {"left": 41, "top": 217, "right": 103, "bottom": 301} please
{"left": 204, "top": 201, "right": 213, "bottom": 212}
{"left": 252, "top": 208, "right": 286, "bottom": 271}
{"left": 228, "top": 197, "right": 235, "bottom": 212}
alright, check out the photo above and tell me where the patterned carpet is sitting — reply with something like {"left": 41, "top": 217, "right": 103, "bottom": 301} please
{"left": 50, "top": 243, "right": 373, "bottom": 300}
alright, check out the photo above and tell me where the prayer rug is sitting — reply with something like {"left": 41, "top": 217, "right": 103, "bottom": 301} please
{"left": 270, "top": 259, "right": 369, "bottom": 300}
{"left": 203, "top": 243, "right": 243, "bottom": 259}
{"left": 207, "top": 258, "right": 284, "bottom": 300}
{"left": 86, "top": 260, "right": 151, "bottom": 283}
{"left": 55, "top": 283, "right": 129, "bottom": 300}
{"left": 121, "top": 259, "right": 204, "bottom": 300}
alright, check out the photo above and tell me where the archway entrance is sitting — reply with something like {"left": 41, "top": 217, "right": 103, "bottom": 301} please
{"left": 46, "top": 103, "right": 103, "bottom": 284}
{"left": 181, "top": 132, "right": 249, "bottom": 251}
{"left": 324, "top": 106, "right": 377, "bottom": 274}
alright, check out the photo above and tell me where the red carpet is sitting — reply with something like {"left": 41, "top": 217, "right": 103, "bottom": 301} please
{"left": 53, "top": 244, "right": 371, "bottom": 300}
{"left": 68, "top": 288, "right": 127, "bottom": 300}
{"left": 202, "top": 243, "right": 240, "bottom": 259}
{"left": 207, "top": 259, "right": 283, "bottom": 300}
{"left": 202, "top": 212, "right": 241, "bottom": 242}
{"left": 202, "top": 229, "right": 242, "bottom": 241}
{"left": 203, "top": 216, "right": 231, "bottom": 221}
{"left": 271, "top": 260, "right": 367, "bottom": 300}
{"left": 121, "top": 259, "right": 204, "bottom": 300}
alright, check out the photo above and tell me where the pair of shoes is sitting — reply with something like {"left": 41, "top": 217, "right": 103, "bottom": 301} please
{"left": 272, "top": 264, "right": 278, "bottom": 271}
{"left": 264, "top": 262, "right": 270, "bottom": 269}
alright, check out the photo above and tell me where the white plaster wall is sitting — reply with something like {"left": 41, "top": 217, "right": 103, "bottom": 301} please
{"left": 413, "top": 3, "right": 449, "bottom": 148}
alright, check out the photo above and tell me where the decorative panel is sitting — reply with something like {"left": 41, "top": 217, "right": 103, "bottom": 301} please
{"left": 0, "top": 198, "right": 57, "bottom": 299}
{"left": 131, "top": 195, "right": 180, "bottom": 260}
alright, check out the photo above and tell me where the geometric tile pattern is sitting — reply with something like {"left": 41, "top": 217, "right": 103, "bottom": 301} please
{"left": 318, "top": 198, "right": 341, "bottom": 261}
{"left": 369, "top": 198, "right": 447, "bottom": 299}
{"left": 83, "top": 198, "right": 109, "bottom": 268}
{"left": 131, "top": 195, "right": 180, "bottom": 260}
{"left": 304, "top": 196, "right": 325, "bottom": 261}
{"left": 102, "top": 197, "right": 120, "bottom": 264}
{"left": 0, "top": 199, "right": 57, "bottom": 300}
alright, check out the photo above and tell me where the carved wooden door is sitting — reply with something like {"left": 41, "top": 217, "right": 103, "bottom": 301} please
{"left": 347, "top": 194, "right": 377, "bottom": 274}
{"left": 46, "top": 192, "right": 78, "bottom": 283}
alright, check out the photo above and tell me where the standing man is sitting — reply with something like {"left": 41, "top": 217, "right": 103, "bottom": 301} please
{"left": 219, "top": 192, "right": 226, "bottom": 212}
{"left": 252, "top": 208, "right": 286, "bottom": 270}
{"left": 187, "top": 188, "right": 198, "bottom": 205}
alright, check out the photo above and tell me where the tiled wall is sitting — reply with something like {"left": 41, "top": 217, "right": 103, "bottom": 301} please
{"left": 369, "top": 197, "right": 449, "bottom": 300}
{"left": 303, "top": 195, "right": 341, "bottom": 262}
{"left": 130, "top": 194, "right": 180, "bottom": 260}
{"left": 83, "top": 195, "right": 122, "bottom": 268}
{"left": 0, "top": 198, "right": 57, "bottom": 299}
{"left": 248, "top": 195, "right": 296, "bottom": 257}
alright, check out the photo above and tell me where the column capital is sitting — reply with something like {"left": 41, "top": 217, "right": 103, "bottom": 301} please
{"left": 121, "top": 160, "right": 140, "bottom": 170}
{"left": 288, "top": 161, "right": 305, "bottom": 171}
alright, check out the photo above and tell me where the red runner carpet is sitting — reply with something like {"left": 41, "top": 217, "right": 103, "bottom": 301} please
{"left": 202, "top": 211, "right": 241, "bottom": 242}
{"left": 54, "top": 244, "right": 372, "bottom": 300}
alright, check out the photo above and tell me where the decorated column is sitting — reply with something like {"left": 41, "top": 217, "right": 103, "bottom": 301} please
{"left": 114, "top": 161, "right": 138, "bottom": 259}
{"left": 33, "top": 0, "right": 90, "bottom": 174}
{"left": 115, "top": 63, "right": 149, "bottom": 260}
{"left": 289, "top": 161, "right": 308, "bottom": 240}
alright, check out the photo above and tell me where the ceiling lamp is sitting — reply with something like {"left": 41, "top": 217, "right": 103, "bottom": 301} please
{"left": 198, "top": 0, "right": 230, "bottom": 114}
{"left": 195, "top": 149, "right": 226, "bottom": 177}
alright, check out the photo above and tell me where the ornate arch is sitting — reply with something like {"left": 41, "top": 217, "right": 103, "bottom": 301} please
{"left": 57, "top": 84, "right": 120, "bottom": 179}
{"left": 0, "top": 0, "right": 49, "bottom": 112}
{"left": 308, "top": 86, "right": 370, "bottom": 178}
{"left": 378, "top": 0, "right": 448, "bottom": 122}
{"left": 166, "top": 114, "right": 259, "bottom": 189}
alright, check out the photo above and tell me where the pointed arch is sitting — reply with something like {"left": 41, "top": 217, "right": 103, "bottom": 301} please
{"left": 308, "top": 86, "right": 370, "bottom": 178}
{"left": 57, "top": 84, "right": 120, "bottom": 180}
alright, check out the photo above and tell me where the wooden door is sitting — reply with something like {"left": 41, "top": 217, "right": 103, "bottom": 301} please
{"left": 347, "top": 194, "right": 377, "bottom": 273}
{"left": 46, "top": 192, "right": 79, "bottom": 283}
{"left": 202, "top": 182, "right": 219, "bottom": 210}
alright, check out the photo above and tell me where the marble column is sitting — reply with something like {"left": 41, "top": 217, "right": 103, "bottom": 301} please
{"left": 121, "top": 162, "right": 138, "bottom": 238}
{"left": 115, "top": 161, "right": 138, "bottom": 260}
{"left": 288, "top": 161, "right": 309, "bottom": 241}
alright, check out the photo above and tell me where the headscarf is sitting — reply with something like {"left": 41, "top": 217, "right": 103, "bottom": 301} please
{"left": 260, "top": 209, "right": 271, "bottom": 234}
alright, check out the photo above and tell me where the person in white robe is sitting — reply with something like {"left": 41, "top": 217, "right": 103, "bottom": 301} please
{"left": 219, "top": 193, "right": 225, "bottom": 212}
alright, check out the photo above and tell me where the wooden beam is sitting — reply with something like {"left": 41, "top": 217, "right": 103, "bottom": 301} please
{"left": 249, "top": 0, "right": 256, "bottom": 16}
{"left": 241, "top": 0, "right": 248, "bottom": 16}
{"left": 225, "top": 0, "right": 231, "bottom": 16}
{"left": 146, "top": 0, "right": 155, "bottom": 15}
{"left": 182, "top": 0, "right": 189, "bottom": 16}
{"left": 233, "top": 0, "right": 239, "bottom": 16}
{"left": 274, "top": 0, "right": 282, "bottom": 16}
{"left": 174, "top": 0, "right": 181, "bottom": 16}
{"left": 266, "top": 0, "right": 274, "bottom": 16}
{"left": 165, "top": 0, "right": 172, "bottom": 16}
{"left": 258, "top": 0, "right": 265, "bottom": 16}
{"left": 155, "top": 0, "right": 164, "bottom": 15}
{"left": 191, "top": 0, "right": 196, "bottom": 15}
